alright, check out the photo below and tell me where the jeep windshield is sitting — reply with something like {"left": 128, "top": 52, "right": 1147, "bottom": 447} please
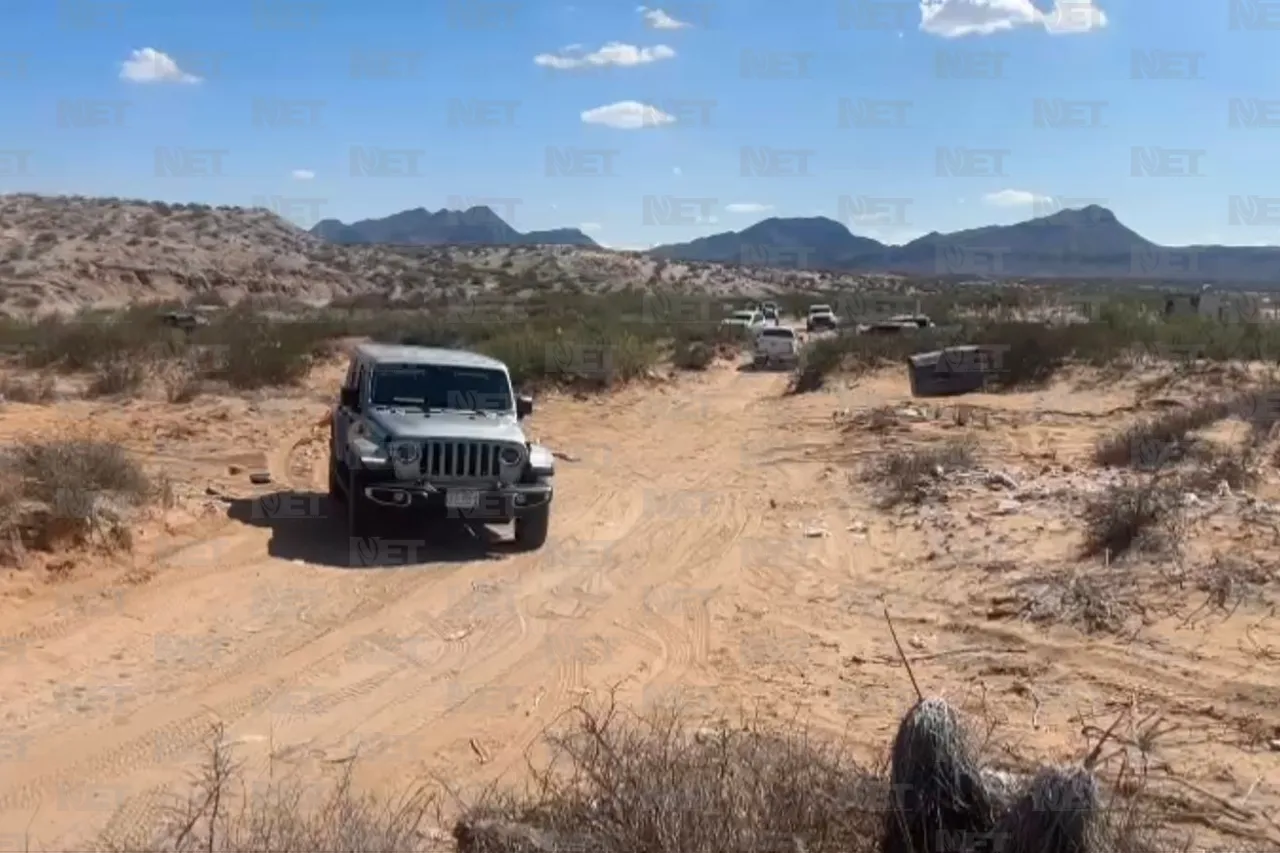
{"left": 369, "top": 364, "right": 513, "bottom": 413}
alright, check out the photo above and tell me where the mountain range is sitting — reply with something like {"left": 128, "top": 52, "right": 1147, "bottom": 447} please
{"left": 310, "top": 206, "right": 599, "bottom": 248}
{"left": 310, "top": 204, "right": 1280, "bottom": 283}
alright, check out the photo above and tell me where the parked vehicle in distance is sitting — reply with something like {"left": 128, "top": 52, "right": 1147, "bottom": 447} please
{"left": 722, "top": 309, "right": 765, "bottom": 330}
{"left": 329, "top": 343, "right": 554, "bottom": 551}
{"left": 762, "top": 305, "right": 779, "bottom": 324}
{"left": 753, "top": 326, "right": 799, "bottom": 368}
{"left": 806, "top": 305, "right": 838, "bottom": 332}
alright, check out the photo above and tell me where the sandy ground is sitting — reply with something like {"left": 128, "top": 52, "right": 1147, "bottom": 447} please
{"left": 0, "top": 352, "right": 1279, "bottom": 850}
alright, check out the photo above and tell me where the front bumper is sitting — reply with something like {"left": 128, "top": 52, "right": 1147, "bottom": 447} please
{"left": 357, "top": 471, "right": 552, "bottom": 520}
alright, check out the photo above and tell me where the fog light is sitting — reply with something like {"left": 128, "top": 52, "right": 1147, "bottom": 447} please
{"left": 514, "top": 493, "right": 528, "bottom": 506}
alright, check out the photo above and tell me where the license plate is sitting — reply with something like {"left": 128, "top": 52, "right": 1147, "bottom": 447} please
{"left": 445, "top": 489, "right": 479, "bottom": 510}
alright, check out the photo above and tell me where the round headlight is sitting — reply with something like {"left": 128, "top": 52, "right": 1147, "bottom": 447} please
{"left": 499, "top": 445, "right": 524, "bottom": 466}
{"left": 390, "top": 441, "right": 421, "bottom": 465}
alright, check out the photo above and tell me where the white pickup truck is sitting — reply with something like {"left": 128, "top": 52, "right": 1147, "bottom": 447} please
{"left": 752, "top": 326, "right": 799, "bottom": 368}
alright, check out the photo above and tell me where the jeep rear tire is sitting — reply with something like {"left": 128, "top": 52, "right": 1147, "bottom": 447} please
{"left": 514, "top": 503, "right": 550, "bottom": 550}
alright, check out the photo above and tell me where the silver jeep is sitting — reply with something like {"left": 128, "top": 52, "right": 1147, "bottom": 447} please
{"left": 329, "top": 343, "right": 554, "bottom": 550}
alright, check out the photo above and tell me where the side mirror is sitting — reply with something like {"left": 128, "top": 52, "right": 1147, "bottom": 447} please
{"left": 340, "top": 387, "right": 361, "bottom": 410}
{"left": 516, "top": 394, "right": 534, "bottom": 419}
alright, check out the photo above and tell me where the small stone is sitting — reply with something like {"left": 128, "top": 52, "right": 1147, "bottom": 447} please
{"left": 249, "top": 471, "right": 272, "bottom": 485}
{"left": 803, "top": 527, "right": 828, "bottom": 538}
{"left": 994, "top": 499, "right": 1021, "bottom": 516}
{"left": 228, "top": 464, "right": 244, "bottom": 475}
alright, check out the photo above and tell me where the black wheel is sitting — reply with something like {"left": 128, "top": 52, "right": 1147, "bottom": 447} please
{"left": 347, "top": 471, "right": 373, "bottom": 539}
{"left": 328, "top": 460, "right": 345, "bottom": 504}
{"left": 514, "top": 503, "right": 550, "bottom": 551}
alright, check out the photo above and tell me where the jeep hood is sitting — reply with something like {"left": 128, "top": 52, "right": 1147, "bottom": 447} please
{"left": 367, "top": 408, "right": 527, "bottom": 444}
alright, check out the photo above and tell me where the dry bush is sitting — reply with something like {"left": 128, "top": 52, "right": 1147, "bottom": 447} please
{"left": 116, "top": 697, "right": 1186, "bottom": 853}
{"left": 100, "top": 724, "right": 439, "bottom": 853}
{"left": 1008, "top": 569, "right": 1133, "bottom": 634}
{"left": 860, "top": 437, "right": 977, "bottom": 508}
{"left": 1080, "top": 479, "right": 1182, "bottom": 561}
{"left": 671, "top": 338, "right": 715, "bottom": 371}
{"left": 459, "top": 696, "right": 884, "bottom": 853}
{"left": 0, "top": 372, "right": 56, "bottom": 403}
{"left": 0, "top": 439, "right": 151, "bottom": 559}
{"left": 86, "top": 359, "right": 148, "bottom": 398}
{"left": 1093, "top": 400, "right": 1232, "bottom": 470}
{"left": 1180, "top": 442, "right": 1259, "bottom": 494}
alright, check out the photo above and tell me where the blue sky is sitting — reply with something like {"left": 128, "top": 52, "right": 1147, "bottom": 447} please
{"left": 1, "top": 0, "right": 1279, "bottom": 249}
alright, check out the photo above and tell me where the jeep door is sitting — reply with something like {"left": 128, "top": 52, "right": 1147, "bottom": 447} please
{"left": 333, "top": 359, "right": 364, "bottom": 464}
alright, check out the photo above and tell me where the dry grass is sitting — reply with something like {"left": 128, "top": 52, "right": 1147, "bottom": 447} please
{"left": 0, "top": 372, "right": 56, "bottom": 403}
{"left": 0, "top": 438, "right": 153, "bottom": 561}
{"left": 859, "top": 437, "right": 978, "bottom": 508}
{"left": 115, "top": 696, "right": 1188, "bottom": 853}
{"left": 1093, "top": 399, "right": 1233, "bottom": 470}
{"left": 1080, "top": 479, "right": 1183, "bottom": 561}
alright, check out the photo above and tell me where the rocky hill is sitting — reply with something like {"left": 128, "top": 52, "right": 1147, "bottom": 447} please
{"left": 310, "top": 206, "right": 599, "bottom": 248}
{"left": 0, "top": 194, "right": 881, "bottom": 315}
{"left": 650, "top": 205, "right": 1280, "bottom": 284}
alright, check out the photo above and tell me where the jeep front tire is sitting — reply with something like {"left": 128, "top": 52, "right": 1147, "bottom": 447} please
{"left": 347, "top": 470, "right": 373, "bottom": 539}
{"left": 514, "top": 503, "right": 550, "bottom": 550}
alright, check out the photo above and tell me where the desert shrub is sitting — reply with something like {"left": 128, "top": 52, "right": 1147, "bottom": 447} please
{"left": 789, "top": 336, "right": 847, "bottom": 394}
{"left": 1080, "top": 479, "right": 1181, "bottom": 560}
{"left": 672, "top": 338, "right": 714, "bottom": 371}
{"left": 208, "top": 314, "right": 320, "bottom": 390}
{"left": 0, "top": 372, "right": 56, "bottom": 403}
{"left": 860, "top": 437, "right": 977, "bottom": 507}
{"left": 98, "top": 724, "right": 436, "bottom": 853}
{"left": 86, "top": 360, "right": 147, "bottom": 398}
{"left": 0, "top": 439, "right": 151, "bottom": 558}
{"left": 1094, "top": 399, "right": 1232, "bottom": 469}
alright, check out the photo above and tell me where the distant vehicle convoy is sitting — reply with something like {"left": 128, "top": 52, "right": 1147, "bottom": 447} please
{"left": 806, "top": 304, "right": 837, "bottom": 332}
{"left": 722, "top": 309, "right": 765, "bottom": 331}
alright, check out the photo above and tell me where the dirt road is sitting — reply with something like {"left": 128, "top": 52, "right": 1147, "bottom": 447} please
{"left": 1, "top": 359, "right": 1278, "bottom": 849}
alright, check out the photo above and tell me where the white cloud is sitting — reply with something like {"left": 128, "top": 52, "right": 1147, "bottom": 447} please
{"left": 579, "top": 222, "right": 603, "bottom": 232}
{"left": 580, "top": 101, "right": 676, "bottom": 129}
{"left": 919, "top": 0, "right": 1106, "bottom": 37}
{"left": 291, "top": 169, "right": 315, "bottom": 181}
{"left": 120, "top": 48, "right": 202, "bottom": 84}
{"left": 982, "top": 189, "right": 1049, "bottom": 207}
{"left": 672, "top": 166, "right": 682, "bottom": 176}
{"left": 725, "top": 203, "right": 774, "bottom": 214}
{"left": 535, "top": 42, "right": 675, "bottom": 70}
{"left": 637, "top": 5, "right": 692, "bottom": 28}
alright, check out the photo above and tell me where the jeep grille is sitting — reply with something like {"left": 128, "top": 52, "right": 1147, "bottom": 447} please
{"left": 420, "top": 441, "right": 505, "bottom": 480}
